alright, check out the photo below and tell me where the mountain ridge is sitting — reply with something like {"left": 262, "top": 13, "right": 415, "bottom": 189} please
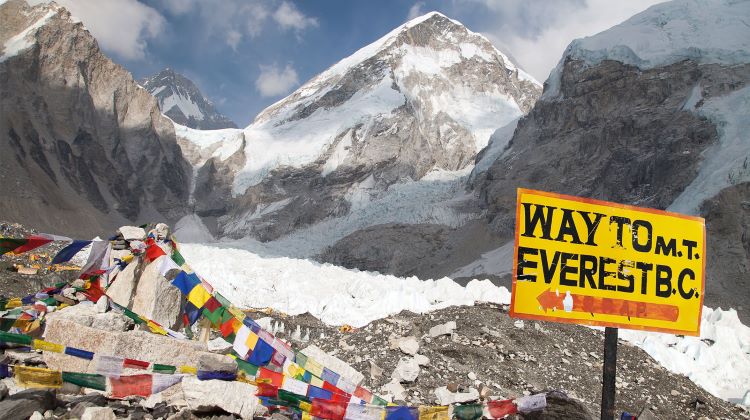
{"left": 140, "top": 68, "right": 237, "bottom": 130}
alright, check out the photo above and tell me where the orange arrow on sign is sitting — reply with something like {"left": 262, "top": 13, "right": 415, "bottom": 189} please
{"left": 536, "top": 288, "right": 679, "bottom": 322}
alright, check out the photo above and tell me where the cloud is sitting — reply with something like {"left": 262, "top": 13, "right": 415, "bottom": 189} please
{"left": 32, "top": 0, "right": 164, "bottom": 61}
{"left": 462, "top": 0, "right": 663, "bottom": 82}
{"left": 273, "top": 1, "right": 319, "bottom": 31}
{"left": 255, "top": 63, "right": 299, "bottom": 97}
{"left": 155, "top": 0, "right": 315, "bottom": 49}
{"left": 407, "top": 2, "right": 426, "bottom": 20}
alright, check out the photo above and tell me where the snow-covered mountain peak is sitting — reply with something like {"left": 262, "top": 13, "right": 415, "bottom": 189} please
{"left": 141, "top": 68, "right": 237, "bottom": 130}
{"left": 228, "top": 11, "right": 541, "bottom": 194}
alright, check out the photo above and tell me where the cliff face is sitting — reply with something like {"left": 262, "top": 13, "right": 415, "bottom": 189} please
{"left": 476, "top": 0, "right": 750, "bottom": 318}
{"left": 0, "top": 0, "right": 192, "bottom": 236}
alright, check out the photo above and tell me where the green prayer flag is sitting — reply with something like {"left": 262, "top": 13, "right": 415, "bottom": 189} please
{"left": 42, "top": 297, "right": 57, "bottom": 306}
{"left": 453, "top": 404, "right": 484, "bottom": 420}
{"left": 278, "top": 389, "right": 310, "bottom": 404}
{"left": 295, "top": 352, "right": 308, "bottom": 368}
{"left": 202, "top": 306, "right": 223, "bottom": 325}
{"left": 0, "top": 331, "right": 33, "bottom": 345}
{"left": 62, "top": 372, "right": 106, "bottom": 391}
{"left": 235, "top": 358, "right": 259, "bottom": 377}
{"left": 0, "top": 238, "right": 27, "bottom": 255}
{"left": 153, "top": 364, "right": 177, "bottom": 374}
{"left": 213, "top": 292, "right": 232, "bottom": 308}
{"left": 372, "top": 395, "right": 388, "bottom": 407}
{"left": 172, "top": 249, "right": 186, "bottom": 267}
{"left": 124, "top": 309, "right": 145, "bottom": 324}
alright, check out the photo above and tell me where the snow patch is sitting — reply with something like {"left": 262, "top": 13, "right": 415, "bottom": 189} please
{"left": 321, "top": 129, "right": 354, "bottom": 177}
{"left": 162, "top": 91, "right": 205, "bottom": 120}
{"left": 179, "top": 243, "right": 510, "bottom": 327}
{"left": 173, "top": 123, "right": 244, "bottom": 162}
{"left": 0, "top": 8, "right": 56, "bottom": 63}
{"left": 669, "top": 86, "right": 750, "bottom": 214}
{"left": 619, "top": 307, "right": 750, "bottom": 403}
{"left": 450, "top": 241, "right": 515, "bottom": 279}
{"left": 471, "top": 117, "right": 519, "bottom": 178}
{"left": 233, "top": 74, "right": 405, "bottom": 194}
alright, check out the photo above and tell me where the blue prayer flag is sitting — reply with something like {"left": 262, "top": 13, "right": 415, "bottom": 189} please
{"left": 171, "top": 271, "right": 201, "bottom": 295}
{"left": 386, "top": 406, "right": 419, "bottom": 420}
{"left": 51, "top": 240, "right": 92, "bottom": 265}
{"left": 247, "top": 338, "right": 274, "bottom": 366}
{"left": 65, "top": 346, "right": 95, "bottom": 360}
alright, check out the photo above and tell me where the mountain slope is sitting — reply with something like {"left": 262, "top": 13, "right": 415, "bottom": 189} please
{"left": 474, "top": 0, "right": 750, "bottom": 320}
{"left": 0, "top": 0, "right": 192, "bottom": 237}
{"left": 180, "top": 12, "right": 541, "bottom": 251}
{"left": 141, "top": 68, "right": 237, "bottom": 130}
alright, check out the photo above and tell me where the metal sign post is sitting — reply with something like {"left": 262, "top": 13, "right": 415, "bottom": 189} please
{"left": 601, "top": 327, "right": 618, "bottom": 420}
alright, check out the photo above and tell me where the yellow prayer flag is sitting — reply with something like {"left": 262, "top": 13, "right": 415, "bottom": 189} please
{"left": 309, "top": 375, "right": 324, "bottom": 387}
{"left": 14, "top": 365, "right": 63, "bottom": 389}
{"left": 187, "top": 285, "right": 212, "bottom": 308}
{"left": 6, "top": 298, "right": 22, "bottom": 308}
{"left": 302, "top": 412, "right": 312, "bottom": 420}
{"left": 32, "top": 339, "right": 64, "bottom": 353}
{"left": 147, "top": 320, "right": 168, "bottom": 335}
{"left": 286, "top": 362, "right": 305, "bottom": 378}
{"left": 246, "top": 331, "right": 259, "bottom": 350}
{"left": 299, "top": 401, "right": 312, "bottom": 412}
{"left": 227, "top": 306, "right": 246, "bottom": 321}
{"left": 418, "top": 406, "right": 449, "bottom": 420}
{"left": 179, "top": 365, "right": 197, "bottom": 375}
{"left": 305, "top": 358, "right": 324, "bottom": 378}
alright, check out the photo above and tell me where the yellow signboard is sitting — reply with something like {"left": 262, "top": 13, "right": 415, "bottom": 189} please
{"left": 510, "top": 189, "right": 705, "bottom": 335}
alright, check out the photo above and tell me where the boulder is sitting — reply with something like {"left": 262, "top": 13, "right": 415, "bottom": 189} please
{"left": 197, "top": 353, "right": 237, "bottom": 374}
{"left": 44, "top": 304, "right": 131, "bottom": 333}
{"left": 391, "top": 357, "right": 420, "bottom": 383}
{"left": 118, "top": 226, "right": 146, "bottom": 241}
{"left": 382, "top": 380, "right": 406, "bottom": 401}
{"left": 397, "top": 336, "right": 419, "bottom": 355}
{"left": 106, "top": 256, "right": 141, "bottom": 309}
{"left": 42, "top": 315, "right": 225, "bottom": 375}
{"left": 130, "top": 255, "right": 182, "bottom": 329}
{"left": 0, "top": 389, "right": 57, "bottom": 420}
{"left": 434, "top": 386, "right": 479, "bottom": 405}
{"left": 206, "top": 337, "right": 233, "bottom": 354}
{"left": 80, "top": 406, "right": 116, "bottom": 420}
{"left": 164, "top": 376, "right": 258, "bottom": 418}
{"left": 0, "top": 381, "right": 7, "bottom": 400}
{"left": 429, "top": 321, "right": 456, "bottom": 337}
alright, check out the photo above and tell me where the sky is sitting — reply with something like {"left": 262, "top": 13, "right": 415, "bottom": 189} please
{"left": 41, "top": 0, "right": 664, "bottom": 127}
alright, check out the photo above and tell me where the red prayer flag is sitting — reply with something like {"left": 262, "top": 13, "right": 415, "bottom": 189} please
{"left": 12, "top": 235, "right": 53, "bottom": 254}
{"left": 110, "top": 374, "right": 153, "bottom": 398}
{"left": 258, "top": 367, "right": 283, "bottom": 387}
{"left": 123, "top": 358, "right": 150, "bottom": 370}
{"left": 203, "top": 297, "right": 222, "bottom": 313}
{"left": 256, "top": 382, "right": 279, "bottom": 398}
{"left": 311, "top": 399, "right": 347, "bottom": 420}
{"left": 487, "top": 399, "right": 518, "bottom": 419}
{"left": 353, "top": 386, "right": 373, "bottom": 403}
{"left": 144, "top": 239, "right": 166, "bottom": 263}
{"left": 322, "top": 381, "right": 350, "bottom": 402}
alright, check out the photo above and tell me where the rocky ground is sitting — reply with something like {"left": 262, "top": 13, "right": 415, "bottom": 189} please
{"left": 1, "top": 302, "right": 747, "bottom": 419}
{"left": 0, "top": 221, "right": 79, "bottom": 300}
{"left": 254, "top": 303, "right": 748, "bottom": 420}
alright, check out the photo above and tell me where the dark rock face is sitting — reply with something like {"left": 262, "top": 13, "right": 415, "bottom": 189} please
{"left": 0, "top": 1, "right": 192, "bottom": 237}
{"left": 476, "top": 58, "right": 750, "bottom": 320}
{"left": 478, "top": 59, "right": 750, "bottom": 238}
{"left": 700, "top": 182, "right": 750, "bottom": 321}
{"left": 141, "top": 68, "right": 237, "bottom": 130}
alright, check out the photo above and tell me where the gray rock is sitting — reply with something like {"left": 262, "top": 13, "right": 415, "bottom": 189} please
{"left": 433, "top": 386, "right": 479, "bottom": 405}
{"left": 397, "top": 336, "right": 419, "bottom": 355}
{"left": 196, "top": 353, "right": 237, "bottom": 374}
{"left": 118, "top": 226, "right": 147, "bottom": 241}
{"left": 391, "top": 357, "right": 420, "bottom": 383}
{"left": 0, "top": 1, "right": 192, "bottom": 238}
{"left": 29, "top": 411, "right": 44, "bottom": 420}
{"left": 0, "top": 389, "right": 57, "bottom": 420}
{"left": 130, "top": 255, "right": 181, "bottom": 329}
{"left": 0, "top": 381, "right": 8, "bottom": 400}
{"left": 429, "top": 321, "right": 456, "bottom": 337}
{"left": 80, "top": 407, "right": 116, "bottom": 420}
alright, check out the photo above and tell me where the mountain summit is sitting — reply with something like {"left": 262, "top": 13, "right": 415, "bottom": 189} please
{"left": 141, "top": 68, "right": 237, "bottom": 130}
{"left": 180, "top": 11, "right": 541, "bottom": 243}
